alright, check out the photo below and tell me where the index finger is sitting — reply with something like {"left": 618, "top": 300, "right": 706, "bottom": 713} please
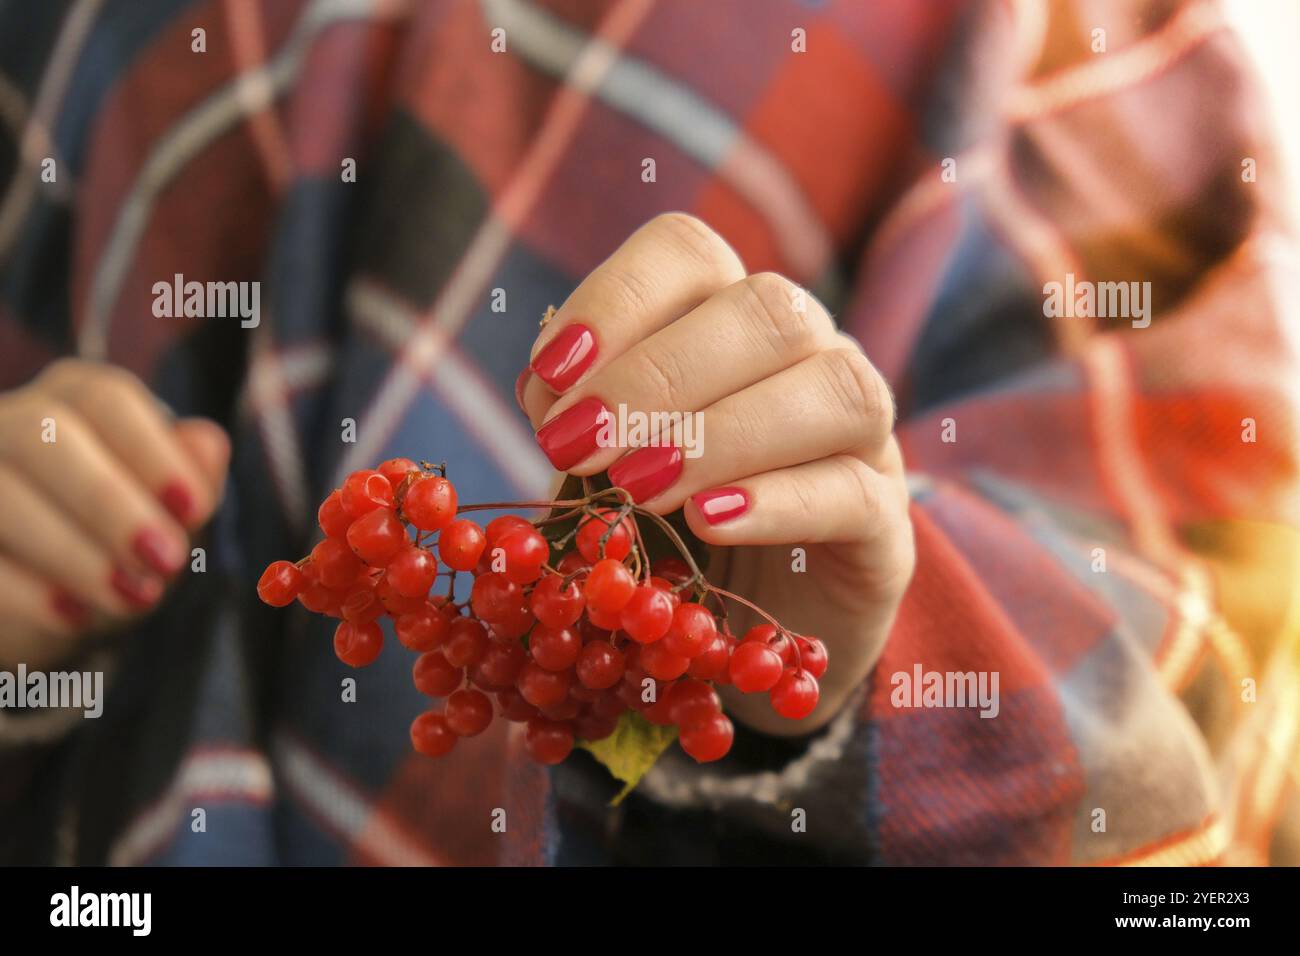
{"left": 522, "top": 213, "right": 745, "bottom": 410}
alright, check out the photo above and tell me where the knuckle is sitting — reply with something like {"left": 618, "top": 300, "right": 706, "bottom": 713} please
{"left": 82, "top": 365, "right": 143, "bottom": 409}
{"left": 601, "top": 264, "right": 665, "bottom": 325}
{"left": 650, "top": 212, "right": 740, "bottom": 278}
{"left": 788, "top": 472, "right": 822, "bottom": 524}
{"left": 1, "top": 397, "right": 77, "bottom": 459}
{"left": 38, "top": 357, "right": 89, "bottom": 387}
{"left": 739, "top": 272, "right": 816, "bottom": 355}
{"left": 823, "top": 348, "right": 889, "bottom": 429}
{"left": 634, "top": 347, "right": 693, "bottom": 413}
{"left": 838, "top": 455, "right": 885, "bottom": 534}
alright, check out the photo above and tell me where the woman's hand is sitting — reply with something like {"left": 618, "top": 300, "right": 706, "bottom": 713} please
{"left": 518, "top": 214, "right": 914, "bottom": 736}
{"left": 0, "top": 359, "right": 230, "bottom": 670}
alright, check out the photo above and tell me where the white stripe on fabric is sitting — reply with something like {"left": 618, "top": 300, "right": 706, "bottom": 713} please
{"left": 274, "top": 731, "right": 444, "bottom": 866}
{"left": 109, "top": 747, "right": 274, "bottom": 866}
{"left": 78, "top": 0, "right": 397, "bottom": 359}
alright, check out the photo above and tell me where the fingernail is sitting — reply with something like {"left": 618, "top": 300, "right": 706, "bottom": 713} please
{"left": 514, "top": 368, "right": 532, "bottom": 412}
{"left": 691, "top": 487, "right": 750, "bottom": 526}
{"left": 159, "top": 480, "right": 195, "bottom": 524}
{"left": 530, "top": 323, "right": 596, "bottom": 391}
{"left": 111, "top": 566, "right": 163, "bottom": 610}
{"left": 607, "top": 445, "right": 684, "bottom": 503}
{"left": 132, "top": 527, "right": 183, "bottom": 576}
{"left": 535, "top": 397, "right": 610, "bottom": 471}
{"left": 50, "top": 589, "right": 91, "bottom": 628}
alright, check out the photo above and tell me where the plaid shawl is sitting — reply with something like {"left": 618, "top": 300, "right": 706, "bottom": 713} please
{"left": 1, "top": 0, "right": 1298, "bottom": 866}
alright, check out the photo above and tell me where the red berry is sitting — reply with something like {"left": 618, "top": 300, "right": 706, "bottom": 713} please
{"left": 318, "top": 491, "right": 353, "bottom": 540}
{"left": 642, "top": 684, "right": 678, "bottom": 725}
{"left": 679, "top": 713, "right": 734, "bottom": 763}
{"left": 585, "top": 602, "right": 624, "bottom": 631}
{"left": 524, "top": 717, "right": 574, "bottom": 764}
{"left": 340, "top": 584, "right": 384, "bottom": 624}
{"left": 494, "top": 526, "right": 548, "bottom": 584}
{"left": 516, "top": 661, "right": 572, "bottom": 709}
{"left": 529, "top": 626, "right": 581, "bottom": 671}
{"left": 620, "top": 585, "right": 674, "bottom": 644}
{"left": 662, "top": 602, "right": 716, "bottom": 658}
{"left": 395, "top": 603, "right": 450, "bottom": 651}
{"left": 472, "top": 638, "right": 527, "bottom": 688}
{"left": 403, "top": 475, "right": 457, "bottom": 532}
{"left": 569, "top": 681, "right": 602, "bottom": 703}
{"left": 770, "top": 669, "right": 820, "bottom": 719}
{"left": 412, "top": 651, "right": 463, "bottom": 697}
{"left": 555, "top": 551, "right": 589, "bottom": 576}
{"left": 728, "top": 641, "right": 784, "bottom": 692}
{"left": 796, "top": 636, "right": 828, "bottom": 679}
{"left": 445, "top": 688, "right": 494, "bottom": 736}
{"left": 444, "top": 617, "right": 489, "bottom": 668}
{"left": 488, "top": 602, "right": 536, "bottom": 640}
{"left": 648, "top": 576, "right": 681, "bottom": 609}
{"left": 575, "top": 509, "right": 633, "bottom": 564}
{"left": 576, "top": 641, "right": 625, "bottom": 690}
{"left": 439, "top": 518, "right": 486, "bottom": 571}
{"left": 470, "top": 572, "right": 521, "bottom": 622}
{"left": 410, "top": 711, "right": 457, "bottom": 757}
{"left": 311, "top": 537, "right": 365, "bottom": 588}
{"left": 687, "top": 634, "right": 732, "bottom": 682}
{"left": 590, "top": 690, "right": 626, "bottom": 720}
{"left": 376, "top": 572, "right": 426, "bottom": 615}
{"left": 257, "top": 560, "right": 303, "bottom": 606}
{"left": 540, "top": 697, "right": 581, "bottom": 721}
{"left": 640, "top": 639, "right": 690, "bottom": 681}
{"left": 743, "top": 624, "right": 796, "bottom": 666}
{"left": 377, "top": 457, "right": 418, "bottom": 489}
{"left": 650, "top": 556, "right": 693, "bottom": 585}
{"left": 341, "top": 469, "right": 393, "bottom": 519}
{"left": 574, "top": 713, "right": 619, "bottom": 742}
{"left": 497, "top": 687, "right": 540, "bottom": 723}
{"left": 584, "top": 558, "right": 636, "bottom": 614}
{"left": 530, "top": 573, "right": 585, "bottom": 629}
{"left": 486, "top": 514, "right": 534, "bottom": 547}
{"left": 333, "top": 620, "right": 383, "bottom": 667}
{"left": 346, "top": 508, "right": 409, "bottom": 566}
{"left": 668, "top": 679, "right": 722, "bottom": 727}
{"left": 298, "top": 569, "right": 342, "bottom": 616}
{"left": 386, "top": 546, "right": 437, "bottom": 598}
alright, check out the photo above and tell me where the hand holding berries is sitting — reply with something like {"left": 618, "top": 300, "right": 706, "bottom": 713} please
{"left": 256, "top": 458, "right": 832, "bottom": 774}
{"left": 518, "top": 214, "right": 915, "bottom": 736}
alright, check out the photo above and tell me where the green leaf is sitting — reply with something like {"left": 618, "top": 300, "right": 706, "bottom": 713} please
{"left": 578, "top": 710, "right": 679, "bottom": 805}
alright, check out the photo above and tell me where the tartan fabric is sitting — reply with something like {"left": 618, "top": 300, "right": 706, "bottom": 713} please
{"left": 0, "top": 0, "right": 1297, "bottom": 865}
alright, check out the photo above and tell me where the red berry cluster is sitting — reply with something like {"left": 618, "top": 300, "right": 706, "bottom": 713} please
{"left": 256, "top": 459, "right": 828, "bottom": 767}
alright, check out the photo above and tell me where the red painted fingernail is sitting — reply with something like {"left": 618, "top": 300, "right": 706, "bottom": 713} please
{"left": 111, "top": 566, "right": 163, "bottom": 610}
{"left": 159, "top": 480, "right": 195, "bottom": 524}
{"left": 530, "top": 323, "right": 597, "bottom": 391}
{"left": 50, "top": 589, "right": 91, "bottom": 628}
{"left": 535, "top": 397, "right": 611, "bottom": 471}
{"left": 514, "top": 368, "right": 532, "bottom": 412}
{"left": 692, "top": 487, "right": 750, "bottom": 525}
{"left": 132, "top": 527, "right": 183, "bottom": 576}
{"left": 607, "top": 445, "right": 684, "bottom": 503}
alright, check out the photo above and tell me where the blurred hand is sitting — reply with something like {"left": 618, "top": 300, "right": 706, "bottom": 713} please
{"left": 0, "top": 359, "right": 229, "bottom": 670}
{"left": 519, "top": 214, "right": 914, "bottom": 736}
